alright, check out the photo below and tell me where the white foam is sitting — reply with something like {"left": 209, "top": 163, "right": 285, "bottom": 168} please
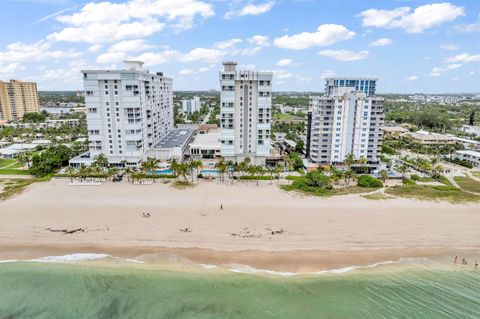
{"left": 227, "top": 264, "right": 298, "bottom": 277}
{"left": 224, "top": 258, "right": 431, "bottom": 277}
{"left": 0, "top": 253, "right": 144, "bottom": 264}
{"left": 30, "top": 253, "right": 111, "bottom": 263}
{"left": 198, "top": 264, "right": 218, "bottom": 270}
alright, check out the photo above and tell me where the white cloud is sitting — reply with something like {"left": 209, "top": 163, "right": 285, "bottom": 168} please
{"left": 180, "top": 47, "right": 226, "bottom": 62}
{"left": 225, "top": 1, "right": 275, "bottom": 19}
{"left": 47, "top": 0, "right": 215, "bottom": 44}
{"left": 238, "top": 64, "right": 256, "bottom": 70}
{"left": 88, "top": 44, "right": 102, "bottom": 53}
{"left": 445, "top": 53, "right": 480, "bottom": 63}
{"left": 214, "top": 38, "right": 243, "bottom": 50}
{"left": 455, "top": 15, "right": 480, "bottom": 33}
{"left": 273, "top": 24, "right": 356, "bottom": 50}
{"left": 276, "top": 58, "right": 293, "bottom": 66}
{"left": 108, "top": 39, "right": 154, "bottom": 52}
{"left": 318, "top": 50, "right": 369, "bottom": 61}
{"left": 0, "top": 63, "right": 25, "bottom": 76}
{"left": 179, "top": 69, "right": 194, "bottom": 75}
{"left": 440, "top": 43, "right": 460, "bottom": 51}
{"left": 369, "top": 38, "right": 393, "bottom": 47}
{"left": 0, "top": 40, "right": 81, "bottom": 64}
{"left": 357, "top": 3, "right": 465, "bottom": 33}
{"left": 269, "top": 69, "right": 311, "bottom": 84}
{"left": 321, "top": 70, "right": 335, "bottom": 79}
{"left": 96, "top": 51, "right": 127, "bottom": 64}
{"left": 429, "top": 63, "right": 462, "bottom": 76}
{"left": 237, "top": 46, "right": 263, "bottom": 56}
{"left": 133, "top": 46, "right": 226, "bottom": 66}
{"left": 406, "top": 75, "right": 418, "bottom": 81}
{"left": 247, "top": 35, "right": 270, "bottom": 47}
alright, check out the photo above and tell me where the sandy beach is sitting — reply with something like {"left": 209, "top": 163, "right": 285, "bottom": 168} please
{"left": 0, "top": 178, "right": 479, "bottom": 272}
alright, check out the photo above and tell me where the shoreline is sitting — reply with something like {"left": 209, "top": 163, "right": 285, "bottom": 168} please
{"left": 1, "top": 179, "right": 480, "bottom": 272}
{"left": 0, "top": 244, "right": 475, "bottom": 273}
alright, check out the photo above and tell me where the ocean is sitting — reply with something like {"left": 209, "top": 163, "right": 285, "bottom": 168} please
{"left": 0, "top": 255, "right": 479, "bottom": 318}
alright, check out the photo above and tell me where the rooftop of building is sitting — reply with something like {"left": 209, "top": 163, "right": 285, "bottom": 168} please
{"left": 456, "top": 150, "right": 480, "bottom": 156}
{"left": 190, "top": 129, "right": 221, "bottom": 149}
{"left": 82, "top": 61, "right": 170, "bottom": 79}
{"left": 154, "top": 128, "right": 195, "bottom": 149}
{"left": 325, "top": 77, "right": 378, "bottom": 81}
{"left": 403, "top": 131, "right": 455, "bottom": 141}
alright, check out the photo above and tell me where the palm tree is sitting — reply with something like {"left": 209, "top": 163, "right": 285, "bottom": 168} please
{"left": 92, "top": 154, "right": 109, "bottom": 170}
{"left": 323, "top": 165, "right": 332, "bottom": 176}
{"left": 140, "top": 157, "right": 160, "bottom": 182}
{"left": 65, "top": 166, "right": 75, "bottom": 182}
{"left": 344, "top": 169, "right": 356, "bottom": 185}
{"left": 168, "top": 158, "right": 180, "bottom": 180}
{"left": 107, "top": 167, "right": 118, "bottom": 181}
{"left": 226, "top": 160, "right": 235, "bottom": 179}
{"left": 189, "top": 159, "right": 202, "bottom": 181}
{"left": 331, "top": 169, "right": 344, "bottom": 185}
{"left": 176, "top": 163, "right": 190, "bottom": 182}
{"left": 237, "top": 160, "right": 248, "bottom": 177}
{"left": 215, "top": 159, "right": 228, "bottom": 182}
{"left": 78, "top": 164, "right": 90, "bottom": 182}
{"left": 433, "top": 164, "right": 443, "bottom": 176}
{"left": 273, "top": 164, "right": 283, "bottom": 182}
{"left": 379, "top": 169, "right": 389, "bottom": 183}
{"left": 256, "top": 165, "right": 266, "bottom": 179}
{"left": 358, "top": 156, "right": 367, "bottom": 166}
{"left": 344, "top": 153, "right": 355, "bottom": 168}
{"left": 397, "top": 164, "right": 408, "bottom": 179}
{"left": 124, "top": 167, "right": 133, "bottom": 182}
{"left": 283, "top": 155, "right": 293, "bottom": 172}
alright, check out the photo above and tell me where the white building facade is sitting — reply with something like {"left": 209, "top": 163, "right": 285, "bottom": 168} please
{"left": 219, "top": 61, "right": 272, "bottom": 165}
{"left": 454, "top": 150, "right": 480, "bottom": 168}
{"left": 181, "top": 96, "right": 201, "bottom": 114}
{"left": 306, "top": 78, "right": 384, "bottom": 166}
{"left": 80, "top": 61, "right": 173, "bottom": 166}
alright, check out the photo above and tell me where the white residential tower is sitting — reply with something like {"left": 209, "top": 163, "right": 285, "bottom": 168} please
{"left": 75, "top": 61, "right": 173, "bottom": 167}
{"left": 306, "top": 78, "right": 384, "bottom": 166}
{"left": 219, "top": 61, "right": 272, "bottom": 165}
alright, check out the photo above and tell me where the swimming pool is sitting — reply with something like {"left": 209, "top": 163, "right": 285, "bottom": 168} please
{"left": 200, "top": 169, "right": 220, "bottom": 176}
{"left": 151, "top": 169, "right": 174, "bottom": 175}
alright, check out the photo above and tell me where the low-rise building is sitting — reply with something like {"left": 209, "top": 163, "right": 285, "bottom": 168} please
{"left": 5, "top": 119, "right": 80, "bottom": 129}
{"left": 382, "top": 126, "right": 409, "bottom": 139}
{"left": 189, "top": 126, "right": 221, "bottom": 159}
{"left": 147, "top": 128, "right": 195, "bottom": 161}
{"left": 453, "top": 150, "right": 480, "bottom": 168}
{"left": 461, "top": 125, "right": 480, "bottom": 137}
{"left": 401, "top": 131, "right": 456, "bottom": 146}
{"left": 0, "top": 140, "right": 51, "bottom": 158}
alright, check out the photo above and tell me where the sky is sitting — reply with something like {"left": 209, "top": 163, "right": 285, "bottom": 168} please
{"left": 0, "top": 0, "right": 479, "bottom": 93}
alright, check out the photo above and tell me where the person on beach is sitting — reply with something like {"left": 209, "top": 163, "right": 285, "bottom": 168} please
{"left": 454, "top": 256, "right": 458, "bottom": 264}
{"left": 220, "top": 204, "right": 223, "bottom": 210}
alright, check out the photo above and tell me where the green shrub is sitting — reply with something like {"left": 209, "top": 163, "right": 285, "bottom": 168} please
{"left": 357, "top": 175, "right": 383, "bottom": 188}
{"left": 239, "top": 175, "right": 274, "bottom": 180}
{"left": 410, "top": 174, "right": 421, "bottom": 181}
{"left": 402, "top": 178, "right": 416, "bottom": 185}
{"left": 304, "top": 171, "right": 332, "bottom": 189}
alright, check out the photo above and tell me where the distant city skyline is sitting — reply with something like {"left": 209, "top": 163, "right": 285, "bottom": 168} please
{"left": 0, "top": 0, "right": 479, "bottom": 93}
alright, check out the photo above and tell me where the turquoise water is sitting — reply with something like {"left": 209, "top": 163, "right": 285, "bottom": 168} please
{"left": 151, "top": 169, "right": 174, "bottom": 175}
{"left": 200, "top": 169, "right": 220, "bottom": 176}
{"left": 0, "top": 258, "right": 479, "bottom": 318}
